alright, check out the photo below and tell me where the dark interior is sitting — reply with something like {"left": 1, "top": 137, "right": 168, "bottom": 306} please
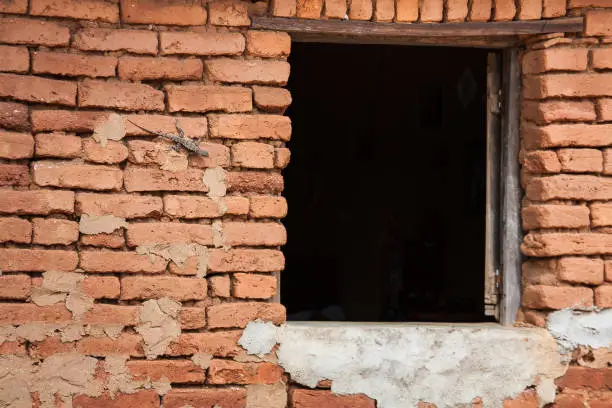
{"left": 282, "top": 43, "right": 493, "bottom": 323}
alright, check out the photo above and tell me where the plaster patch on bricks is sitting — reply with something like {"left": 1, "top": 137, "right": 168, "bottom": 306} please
{"left": 160, "top": 149, "right": 189, "bottom": 172}
{"left": 547, "top": 308, "right": 612, "bottom": 352}
{"left": 239, "top": 322, "right": 568, "bottom": 408}
{"left": 212, "top": 219, "right": 227, "bottom": 248}
{"left": 136, "top": 243, "right": 208, "bottom": 277}
{"left": 246, "top": 382, "right": 287, "bottom": 408}
{"left": 135, "top": 297, "right": 182, "bottom": 359}
{"left": 93, "top": 113, "right": 126, "bottom": 147}
{"left": 191, "top": 352, "right": 212, "bottom": 369}
{"left": 31, "top": 271, "right": 94, "bottom": 320}
{"left": 203, "top": 166, "right": 228, "bottom": 215}
{"left": 79, "top": 214, "right": 128, "bottom": 235}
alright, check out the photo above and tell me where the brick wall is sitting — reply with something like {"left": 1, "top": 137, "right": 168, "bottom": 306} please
{"left": 0, "top": 0, "right": 611, "bottom": 407}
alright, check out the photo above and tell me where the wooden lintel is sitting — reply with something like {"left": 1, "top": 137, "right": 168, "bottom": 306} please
{"left": 251, "top": 16, "right": 584, "bottom": 38}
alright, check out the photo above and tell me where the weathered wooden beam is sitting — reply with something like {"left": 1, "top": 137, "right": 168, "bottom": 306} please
{"left": 251, "top": 16, "right": 584, "bottom": 38}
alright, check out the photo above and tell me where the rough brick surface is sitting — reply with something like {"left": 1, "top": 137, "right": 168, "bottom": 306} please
{"left": 291, "top": 389, "right": 376, "bottom": 408}
{"left": 83, "top": 139, "right": 129, "bottom": 164}
{"left": 33, "top": 51, "right": 117, "bottom": 78}
{"left": 522, "top": 205, "right": 590, "bottom": 230}
{"left": 209, "top": 114, "right": 291, "bottom": 141}
{"left": 0, "top": 0, "right": 27, "bottom": 13}
{"left": 591, "top": 203, "right": 612, "bottom": 227}
{"left": 0, "top": 303, "right": 72, "bottom": 324}
{"left": 81, "top": 276, "right": 120, "bottom": 299}
{"left": 79, "top": 80, "right": 164, "bottom": 111}
{"left": 210, "top": 275, "right": 231, "bottom": 297}
{"left": 526, "top": 175, "right": 612, "bottom": 201}
{"left": 0, "top": 101, "right": 28, "bottom": 131}
{"left": 72, "top": 391, "right": 159, "bottom": 408}
{"left": 32, "top": 218, "right": 79, "bottom": 245}
{"left": 233, "top": 273, "right": 277, "bottom": 299}
{"left": 557, "top": 149, "right": 603, "bottom": 173}
{"left": 167, "top": 331, "right": 241, "bottom": 357}
{"left": 0, "top": 163, "right": 29, "bottom": 187}
{"left": 127, "top": 360, "right": 206, "bottom": 383}
{"left": 0, "top": 190, "right": 74, "bottom": 215}
{"left": 522, "top": 100, "right": 596, "bottom": 124}
{"left": 73, "top": 28, "right": 158, "bottom": 54}
{"left": 585, "top": 10, "right": 612, "bottom": 36}
{"left": 77, "top": 193, "right": 162, "bottom": 218}
{"left": 522, "top": 233, "right": 612, "bottom": 257}
{"left": 522, "top": 285, "right": 593, "bottom": 309}
{"left": 80, "top": 250, "right": 167, "bottom": 273}
{"left": 468, "top": 0, "right": 491, "bottom": 21}
{"left": 164, "top": 195, "right": 249, "bottom": 218}
{"left": 246, "top": 31, "right": 291, "bottom": 57}
{"left": 160, "top": 32, "right": 245, "bottom": 56}
{"left": 0, "top": 217, "right": 31, "bottom": 243}
{"left": 127, "top": 222, "right": 213, "bottom": 246}
{"left": 120, "top": 0, "right": 206, "bottom": 25}
{"left": 0, "top": 17, "right": 69, "bottom": 46}
{"left": 35, "top": 132, "right": 82, "bottom": 158}
{"left": 119, "top": 56, "right": 203, "bottom": 81}
{"left": 249, "top": 196, "right": 288, "bottom": 218}
{"left": 207, "top": 302, "right": 285, "bottom": 328}
{"left": 0, "top": 248, "right": 78, "bottom": 271}
{"left": 523, "top": 123, "right": 612, "bottom": 150}
{"left": 524, "top": 73, "right": 612, "bottom": 99}
{"left": 232, "top": 141, "right": 275, "bottom": 168}
{"left": 30, "top": 0, "right": 119, "bottom": 22}
{"left": 0, "top": 45, "right": 29, "bottom": 73}
{"left": 166, "top": 85, "right": 252, "bottom": 113}
{"left": 208, "top": 359, "right": 283, "bottom": 384}
{"left": 253, "top": 86, "right": 292, "bottom": 112}
{"left": 209, "top": 1, "right": 250, "bottom": 26}
{"left": 32, "top": 161, "right": 123, "bottom": 190}
{"left": 222, "top": 222, "right": 287, "bottom": 246}
{"left": 557, "top": 257, "right": 604, "bottom": 285}
{"left": 121, "top": 276, "right": 207, "bottom": 300}
{"left": 163, "top": 388, "right": 247, "bottom": 408}
{"left": 0, "top": 73, "right": 76, "bottom": 106}
{"left": 522, "top": 150, "right": 561, "bottom": 173}
{"left": 0, "top": 130, "right": 33, "bottom": 159}
{"left": 124, "top": 167, "right": 207, "bottom": 192}
{"left": 227, "top": 171, "right": 284, "bottom": 193}
{"left": 205, "top": 59, "right": 290, "bottom": 85}
{"left": 0, "top": 275, "right": 31, "bottom": 299}
{"left": 76, "top": 333, "right": 144, "bottom": 357}
{"left": 523, "top": 48, "right": 588, "bottom": 74}
{"left": 596, "top": 285, "right": 612, "bottom": 307}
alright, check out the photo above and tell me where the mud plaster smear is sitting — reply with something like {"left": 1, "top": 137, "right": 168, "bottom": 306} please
{"left": 239, "top": 321, "right": 567, "bottom": 408}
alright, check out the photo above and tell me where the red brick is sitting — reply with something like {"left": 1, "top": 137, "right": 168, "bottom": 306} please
{"left": 296, "top": 0, "right": 322, "bottom": 18}
{"left": 190, "top": 142, "right": 231, "bottom": 168}
{"left": 396, "top": 0, "right": 418, "bottom": 21}
{"left": 166, "top": 85, "right": 252, "bottom": 113}
{"left": 0, "top": 73, "right": 76, "bottom": 106}
{"left": 30, "top": 335, "right": 75, "bottom": 358}
{"left": 419, "top": 0, "right": 442, "bottom": 21}
{"left": 83, "top": 139, "right": 128, "bottom": 164}
{"left": 0, "top": 163, "right": 29, "bottom": 186}
{"left": 0, "top": 45, "right": 28, "bottom": 73}
{"left": 542, "top": 0, "right": 565, "bottom": 17}
{"left": 446, "top": 0, "right": 468, "bottom": 21}
{"left": 468, "top": 0, "right": 491, "bottom": 21}
{"left": 558, "top": 148, "right": 603, "bottom": 173}
{"left": 596, "top": 285, "right": 612, "bottom": 307}
{"left": 73, "top": 391, "right": 159, "bottom": 408}
{"left": 593, "top": 48, "right": 612, "bottom": 70}
{"left": 271, "top": 0, "right": 297, "bottom": 16}
{"left": 80, "top": 231, "right": 125, "bottom": 249}
{"left": 249, "top": 196, "right": 288, "bottom": 218}
{"left": 522, "top": 100, "right": 595, "bottom": 124}
{"left": 0, "top": 17, "right": 69, "bottom": 46}
{"left": 127, "top": 222, "right": 212, "bottom": 246}
{"left": 607, "top": 260, "right": 612, "bottom": 282}
{"left": 207, "top": 302, "right": 285, "bottom": 328}
{"left": 522, "top": 285, "right": 593, "bottom": 309}
{"left": 0, "top": 101, "right": 28, "bottom": 131}
{"left": 0, "top": 0, "right": 27, "bottom": 13}
{"left": 167, "top": 332, "right": 241, "bottom": 357}
{"left": 120, "top": 0, "right": 206, "bottom": 25}
{"left": 556, "top": 367, "right": 612, "bottom": 390}
{"left": 523, "top": 48, "right": 588, "bottom": 74}
{"left": 31, "top": 0, "right": 119, "bottom": 22}
{"left": 517, "top": 0, "right": 541, "bottom": 19}
{"left": 0, "top": 217, "right": 31, "bottom": 243}
{"left": 605, "top": 149, "right": 612, "bottom": 175}
{"left": 494, "top": 0, "right": 516, "bottom": 20}
{"left": 32, "top": 161, "right": 123, "bottom": 190}
{"left": 348, "top": 0, "right": 372, "bottom": 19}
{"left": 79, "top": 80, "right": 163, "bottom": 111}
{"left": 164, "top": 388, "right": 246, "bottom": 408}
{"left": 372, "top": 0, "right": 394, "bottom": 20}
{"left": 592, "top": 203, "right": 612, "bottom": 227}
{"left": 291, "top": 389, "right": 376, "bottom": 408}
{"left": 522, "top": 204, "right": 589, "bottom": 230}
{"left": 205, "top": 59, "right": 290, "bottom": 85}
{"left": 127, "top": 359, "right": 205, "bottom": 383}
{"left": 324, "top": 0, "right": 346, "bottom": 17}
{"left": 80, "top": 250, "right": 167, "bottom": 273}
{"left": 526, "top": 175, "right": 612, "bottom": 201}
{"left": 210, "top": 275, "right": 231, "bottom": 297}
{"left": 81, "top": 304, "right": 140, "bottom": 326}
{"left": 0, "top": 341, "right": 26, "bottom": 356}
{"left": 586, "top": 10, "right": 612, "bottom": 36}
{"left": 32, "top": 51, "right": 116, "bottom": 78}
{"left": 160, "top": 31, "right": 245, "bottom": 56}
{"left": 557, "top": 257, "right": 604, "bottom": 285}
{"left": 253, "top": 86, "right": 292, "bottom": 113}
{"left": 119, "top": 56, "right": 202, "bottom": 81}
{"left": 32, "top": 110, "right": 106, "bottom": 133}
{"left": 503, "top": 390, "right": 539, "bottom": 408}
{"left": 0, "top": 274, "right": 31, "bottom": 299}
{"left": 232, "top": 142, "right": 275, "bottom": 169}
{"left": 180, "top": 307, "right": 206, "bottom": 329}
{"left": 81, "top": 276, "right": 120, "bottom": 299}
{"left": 599, "top": 99, "right": 612, "bottom": 121}
{"left": 590, "top": 397, "right": 612, "bottom": 408}
{"left": 209, "top": 1, "right": 250, "bottom": 26}
{"left": 124, "top": 166, "right": 207, "bottom": 192}
{"left": 35, "top": 132, "right": 82, "bottom": 158}
{"left": 76, "top": 333, "right": 144, "bottom": 357}
{"left": 227, "top": 171, "right": 284, "bottom": 193}
{"left": 522, "top": 232, "right": 612, "bottom": 256}
{"left": 524, "top": 73, "right": 612, "bottom": 99}
{"left": 210, "top": 114, "right": 291, "bottom": 141}
{"left": 0, "top": 303, "right": 71, "bottom": 324}
{"left": 121, "top": 276, "right": 208, "bottom": 300}
{"left": 569, "top": 0, "right": 612, "bottom": 6}
{"left": 522, "top": 150, "right": 561, "bottom": 173}
{"left": 127, "top": 139, "right": 187, "bottom": 167}
{"left": 223, "top": 222, "right": 286, "bottom": 246}
{"left": 164, "top": 195, "right": 249, "bottom": 218}
{"left": 76, "top": 193, "right": 163, "bottom": 218}
{"left": 0, "top": 248, "right": 77, "bottom": 271}
{"left": 32, "top": 218, "right": 79, "bottom": 245}
{"left": 233, "top": 273, "right": 276, "bottom": 299}
{"left": 208, "top": 249, "right": 284, "bottom": 272}
{"left": 125, "top": 115, "right": 208, "bottom": 138}
{"left": 73, "top": 28, "right": 158, "bottom": 55}
{"left": 208, "top": 359, "right": 282, "bottom": 385}
{"left": 0, "top": 189, "right": 74, "bottom": 215}
{"left": 525, "top": 123, "right": 612, "bottom": 150}
{"left": 0, "top": 130, "right": 33, "bottom": 159}
{"left": 275, "top": 148, "right": 290, "bottom": 168}
{"left": 552, "top": 394, "right": 586, "bottom": 408}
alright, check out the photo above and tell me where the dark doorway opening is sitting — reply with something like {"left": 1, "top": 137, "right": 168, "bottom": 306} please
{"left": 282, "top": 43, "right": 494, "bottom": 323}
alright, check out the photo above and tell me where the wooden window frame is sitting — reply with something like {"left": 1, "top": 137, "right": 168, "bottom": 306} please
{"left": 259, "top": 16, "right": 584, "bottom": 325}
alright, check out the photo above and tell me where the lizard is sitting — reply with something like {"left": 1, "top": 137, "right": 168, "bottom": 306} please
{"left": 127, "top": 119, "right": 209, "bottom": 157}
